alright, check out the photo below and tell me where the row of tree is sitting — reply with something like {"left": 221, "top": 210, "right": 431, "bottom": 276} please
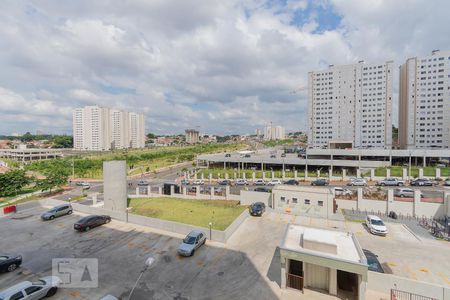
{"left": 0, "top": 133, "right": 73, "bottom": 148}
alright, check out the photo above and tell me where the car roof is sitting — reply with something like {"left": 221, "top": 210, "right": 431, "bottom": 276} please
{"left": 0, "top": 281, "right": 32, "bottom": 297}
{"left": 54, "top": 203, "right": 71, "bottom": 209}
{"left": 367, "top": 215, "right": 382, "bottom": 220}
{"left": 188, "top": 230, "right": 205, "bottom": 236}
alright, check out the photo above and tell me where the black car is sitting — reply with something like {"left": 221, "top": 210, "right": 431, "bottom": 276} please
{"left": 219, "top": 180, "right": 231, "bottom": 186}
{"left": 311, "top": 178, "right": 329, "bottom": 186}
{"left": 363, "top": 249, "right": 384, "bottom": 273}
{"left": 74, "top": 215, "right": 111, "bottom": 232}
{"left": 283, "top": 179, "right": 299, "bottom": 185}
{"left": 410, "top": 178, "right": 434, "bottom": 186}
{"left": 249, "top": 202, "right": 266, "bottom": 216}
{"left": 254, "top": 187, "right": 270, "bottom": 193}
{"left": 0, "top": 255, "right": 22, "bottom": 273}
{"left": 225, "top": 153, "right": 231, "bottom": 157}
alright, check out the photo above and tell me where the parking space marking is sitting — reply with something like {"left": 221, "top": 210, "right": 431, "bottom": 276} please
{"left": 418, "top": 267, "right": 429, "bottom": 273}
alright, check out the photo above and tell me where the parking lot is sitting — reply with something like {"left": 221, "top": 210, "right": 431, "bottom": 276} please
{"left": 1, "top": 202, "right": 449, "bottom": 299}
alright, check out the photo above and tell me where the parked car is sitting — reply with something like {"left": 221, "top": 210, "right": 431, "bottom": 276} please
{"left": 253, "top": 179, "right": 266, "bottom": 186}
{"left": 444, "top": 178, "right": 450, "bottom": 186}
{"left": 267, "top": 179, "right": 282, "bottom": 186}
{"left": 225, "top": 153, "right": 231, "bottom": 157}
{"left": 254, "top": 187, "right": 270, "bottom": 193}
{"left": 394, "top": 188, "right": 422, "bottom": 198}
{"left": 365, "top": 215, "right": 388, "bottom": 236}
{"left": 363, "top": 249, "right": 384, "bottom": 273}
{"left": 311, "top": 178, "right": 329, "bottom": 186}
{"left": 137, "top": 180, "right": 149, "bottom": 186}
{"left": 334, "top": 187, "right": 352, "bottom": 196}
{"left": 283, "top": 179, "right": 299, "bottom": 185}
{"left": 249, "top": 202, "right": 266, "bottom": 216}
{"left": 410, "top": 178, "right": 434, "bottom": 186}
{"left": 180, "top": 179, "right": 190, "bottom": 185}
{"left": 192, "top": 179, "right": 204, "bottom": 185}
{"left": 347, "top": 178, "right": 367, "bottom": 186}
{"left": 376, "top": 178, "right": 404, "bottom": 186}
{"left": 244, "top": 154, "right": 251, "bottom": 158}
{"left": 214, "top": 187, "right": 223, "bottom": 193}
{"left": 280, "top": 153, "right": 286, "bottom": 158}
{"left": 270, "top": 154, "right": 276, "bottom": 158}
{"left": 74, "top": 215, "right": 111, "bottom": 232}
{"left": 177, "top": 230, "right": 206, "bottom": 257}
{"left": 99, "top": 295, "right": 119, "bottom": 300}
{"left": 0, "top": 276, "right": 61, "bottom": 300}
{"left": 76, "top": 181, "right": 90, "bottom": 189}
{"left": 41, "top": 204, "right": 73, "bottom": 221}
{"left": 218, "top": 179, "right": 231, "bottom": 186}
{"left": 235, "top": 179, "right": 248, "bottom": 186}
{"left": 0, "top": 255, "right": 22, "bottom": 273}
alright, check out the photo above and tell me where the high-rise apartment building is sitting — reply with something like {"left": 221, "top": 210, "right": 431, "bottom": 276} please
{"left": 185, "top": 129, "right": 199, "bottom": 144}
{"left": 264, "top": 124, "right": 285, "bottom": 140}
{"left": 399, "top": 50, "right": 450, "bottom": 149}
{"left": 73, "top": 106, "right": 145, "bottom": 151}
{"left": 308, "top": 61, "right": 393, "bottom": 149}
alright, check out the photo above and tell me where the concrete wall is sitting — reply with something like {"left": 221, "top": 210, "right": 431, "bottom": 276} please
{"left": 368, "top": 271, "right": 450, "bottom": 300}
{"left": 103, "top": 161, "right": 127, "bottom": 212}
{"left": 239, "top": 190, "right": 271, "bottom": 206}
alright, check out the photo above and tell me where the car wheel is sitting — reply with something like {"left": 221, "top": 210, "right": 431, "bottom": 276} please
{"left": 49, "top": 216, "right": 55, "bottom": 220}
{"left": 190, "top": 250, "right": 195, "bottom": 256}
{"left": 46, "top": 287, "right": 57, "bottom": 297}
{"left": 398, "top": 183, "right": 403, "bottom": 186}
{"left": 105, "top": 219, "right": 111, "bottom": 224}
{"left": 85, "top": 226, "right": 91, "bottom": 232}
{"left": 400, "top": 194, "right": 405, "bottom": 198}
{"left": 67, "top": 210, "right": 73, "bottom": 215}
{"left": 7, "top": 263, "right": 17, "bottom": 272}
{"left": 380, "top": 183, "right": 385, "bottom": 186}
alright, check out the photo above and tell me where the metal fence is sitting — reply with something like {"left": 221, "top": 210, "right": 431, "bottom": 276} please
{"left": 286, "top": 273, "right": 303, "bottom": 291}
{"left": 391, "top": 289, "right": 437, "bottom": 300}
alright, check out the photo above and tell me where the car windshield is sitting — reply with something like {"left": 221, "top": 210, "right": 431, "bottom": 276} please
{"left": 366, "top": 257, "right": 382, "bottom": 271}
{"left": 47, "top": 209, "right": 57, "bottom": 213}
{"left": 32, "top": 280, "right": 46, "bottom": 285}
{"left": 371, "top": 219, "right": 384, "bottom": 226}
{"left": 183, "top": 236, "right": 196, "bottom": 245}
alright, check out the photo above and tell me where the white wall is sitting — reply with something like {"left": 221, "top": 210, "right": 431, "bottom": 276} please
{"left": 240, "top": 190, "right": 271, "bottom": 206}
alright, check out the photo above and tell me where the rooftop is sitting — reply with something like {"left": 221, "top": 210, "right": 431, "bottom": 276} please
{"left": 281, "top": 225, "right": 364, "bottom": 264}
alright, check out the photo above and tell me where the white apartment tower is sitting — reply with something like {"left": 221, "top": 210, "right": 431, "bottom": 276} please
{"left": 399, "top": 50, "right": 450, "bottom": 149}
{"left": 73, "top": 106, "right": 145, "bottom": 151}
{"left": 264, "top": 124, "right": 285, "bottom": 140}
{"left": 308, "top": 61, "right": 393, "bottom": 149}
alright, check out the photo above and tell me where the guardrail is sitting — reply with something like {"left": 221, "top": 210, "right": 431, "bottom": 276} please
{"left": 391, "top": 289, "right": 437, "bottom": 300}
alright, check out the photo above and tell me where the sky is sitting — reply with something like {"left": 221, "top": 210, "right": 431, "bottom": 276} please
{"left": 0, "top": 0, "right": 449, "bottom": 136}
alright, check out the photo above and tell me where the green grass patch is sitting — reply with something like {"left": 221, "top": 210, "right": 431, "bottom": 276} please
{"left": 374, "top": 166, "right": 450, "bottom": 177}
{"left": 128, "top": 197, "right": 247, "bottom": 230}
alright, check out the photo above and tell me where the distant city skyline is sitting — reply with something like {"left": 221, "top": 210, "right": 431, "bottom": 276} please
{"left": 0, "top": 1, "right": 450, "bottom": 136}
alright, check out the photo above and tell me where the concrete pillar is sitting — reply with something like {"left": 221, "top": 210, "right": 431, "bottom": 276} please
{"left": 387, "top": 189, "right": 394, "bottom": 214}
{"left": 357, "top": 188, "right": 363, "bottom": 207}
{"left": 225, "top": 173, "right": 229, "bottom": 180}
{"left": 386, "top": 168, "right": 391, "bottom": 178}
{"left": 413, "top": 190, "right": 421, "bottom": 217}
{"left": 147, "top": 186, "right": 151, "bottom": 197}
{"left": 317, "top": 169, "right": 320, "bottom": 178}
{"left": 135, "top": 187, "right": 140, "bottom": 196}
{"left": 201, "top": 173, "right": 204, "bottom": 180}
{"left": 92, "top": 194, "right": 97, "bottom": 206}
{"left": 280, "top": 257, "right": 287, "bottom": 289}
{"left": 329, "top": 268, "right": 337, "bottom": 295}
{"left": 234, "top": 172, "right": 237, "bottom": 179}
{"left": 209, "top": 173, "right": 212, "bottom": 184}
{"left": 358, "top": 275, "right": 366, "bottom": 300}
{"left": 252, "top": 172, "right": 256, "bottom": 181}
{"left": 282, "top": 170, "right": 286, "bottom": 180}
{"left": 294, "top": 170, "right": 298, "bottom": 180}
{"left": 194, "top": 173, "right": 198, "bottom": 180}
{"left": 402, "top": 168, "right": 407, "bottom": 181}
{"left": 419, "top": 168, "right": 424, "bottom": 178}
{"left": 217, "top": 173, "right": 221, "bottom": 180}
{"left": 305, "top": 168, "right": 308, "bottom": 180}
{"left": 436, "top": 168, "right": 441, "bottom": 179}
{"left": 182, "top": 187, "right": 187, "bottom": 196}
{"left": 196, "top": 186, "right": 200, "bottom": 197}
{"left": 210, "top": 186, "right": 214, "bottom": 197}
{"left": 225, "top": 186, "right": 230, "bottom": 197}
{"left": 271, "top": 171, "right": 275, "bottom": 179}
{"left": 262, "top": 171, "right": 266, "bottom": 180}
{"left": 328, "top": 168, "right": 332, "bottom": 180}
{"left": 423, "top": 156, "right": 426, "bottom": 168}
{"left": 370, "top": 169, "right": 375, "bottom": 181}
{"left": 170, "top": 185, "right": 175, "bottom": 196}
{"left": 158, "top": 186, "right": 162, "bottom": 195}
{"left": 244, "top": 172, "right": 248, "bottom": 180}
{"left": 356, "top": 169, "right": 361, "bottom": 178}
{"left": 342, "top": 169, "right": 347, "bottom": 181}
{"left": 187, "top": 173, "right": 190, "bottom": 180}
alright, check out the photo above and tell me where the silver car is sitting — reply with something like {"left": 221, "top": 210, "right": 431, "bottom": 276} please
{"left": 0, "top": 276, "right": 61, "bottom": 300}
{"left": 177, "top": 230, "right": 206, "bottom": 257}
{"left": 41, "top": 204, "right": 73, "bottom": 221}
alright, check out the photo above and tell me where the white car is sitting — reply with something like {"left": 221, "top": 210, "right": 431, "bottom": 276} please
{"left": 0, "top": 276, "right": 61, "bottom": 300}
{"left": 192, "top": 179, "right": 204, "bottom": 185}
{"left": 366, "top": 215, "right": 388, "bottom": 236}
{"left": 267, "top": 179, "right": 282, "bottom": 186}
{"left": 253, "top": 179, "right": 266, "bottom": 186}
{"left": 334, "top": 187, "right": 352, "bottom": 196}
{"left": 235, "top": 179, "right": 248, "bottom": 186}
{"left": 347, "top": 178, "right": 367, "bottom": 186}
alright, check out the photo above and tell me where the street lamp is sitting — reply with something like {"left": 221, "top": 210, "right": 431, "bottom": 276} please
{"left": 128, "top": 256, "right": 156, "bottom": 300}
{"left": 209, "top": 222, "right": 212, "bottom": 240}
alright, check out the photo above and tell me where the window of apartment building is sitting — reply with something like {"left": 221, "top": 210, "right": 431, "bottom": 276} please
{"left": 318, "top": 201, "right": 324, "bottom": 207}
{"left": 280, "top": 197, "right": 285, "bottom": 202}
{"left": 292, "top": 198, "right": 298, "bottom": 204}
{"left": 304, "top": 199, "right": 310, "bottom": 205}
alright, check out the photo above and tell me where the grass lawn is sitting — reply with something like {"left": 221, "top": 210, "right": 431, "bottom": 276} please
{"left": 128, "top": 197, "right": 247, "bottom": 231}
{"left": 198, "top": 168, "right": 322, "bottom": 179}
{"left": 374, "top": 166, "right": 450, "bottom": 177}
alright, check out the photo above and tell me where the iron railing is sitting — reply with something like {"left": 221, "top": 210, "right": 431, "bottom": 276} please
{"left": 391, "top": 289, "right": 437, "bottom": 300}
{"left": 286, "top": 273, "right": 303, "bottom": 291}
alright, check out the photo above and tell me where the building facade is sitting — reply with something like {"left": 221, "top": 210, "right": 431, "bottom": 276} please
{"left": 264, "top": 124, "right": 285, "bottom": 140}
{"left": 73, "top": 106, "right": 145, "bottom": 151}
{"left": 185, "top": 129, "right": 199, "bottom": 144}
{"left": 399, "top": 50, "right": 450, "bottom": 149}
{"left": 308, "top": 61, "right": 393, "bottom": 149}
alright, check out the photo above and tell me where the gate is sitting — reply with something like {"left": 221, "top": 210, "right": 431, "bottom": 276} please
{"left": 391, "top": 289, "right": 437, "bottom": 300}
{"left": 286, "top": 273, "right": 303, "bottom": 291}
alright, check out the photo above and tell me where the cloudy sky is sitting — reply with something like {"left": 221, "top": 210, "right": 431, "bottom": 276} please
{"left": 0, "top": 0, "right": 449, "bottom": 136}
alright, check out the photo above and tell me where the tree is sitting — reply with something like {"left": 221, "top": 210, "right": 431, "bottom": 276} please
{"left": 20, "top": 132, "right": 34, "bottom": 142}
{"left": 146, "top": 133, "right": 156, "bottom": 139}
{"left": 52, "top": 135, "right": 73, "bottom": 148}
{"left": 0, "top": 170, "right": 31, "bottom": 196}
{"left": 36, "top": 161, "right": 70, "bottom": 193}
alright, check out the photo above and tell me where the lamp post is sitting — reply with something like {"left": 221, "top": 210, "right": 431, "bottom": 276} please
{"left": 209, "top": 222, "right": 212, "bottom": 240}
{"left": 128, "top": 256, "right": 156, "bottom": 300}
